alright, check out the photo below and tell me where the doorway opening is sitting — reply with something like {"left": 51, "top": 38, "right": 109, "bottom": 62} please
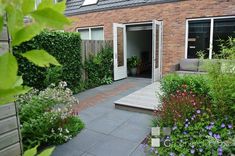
{"left": 126, "top": 24, "right": 152, "bottom": 78}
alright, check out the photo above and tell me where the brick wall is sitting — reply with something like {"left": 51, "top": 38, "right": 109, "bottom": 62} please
{"left": 66, "top": 0, "right": 235, "bottom": 74}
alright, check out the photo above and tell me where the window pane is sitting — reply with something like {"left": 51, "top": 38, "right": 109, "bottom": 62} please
{"left": 117, "top": 27, "right": 124, "bottom": 67}
{"left": 78, "top": 29, "right": 89, "bottom": 40}
{"left": 213, "top": 18, "right": 235, "bottom": 57}
{"left": 188, "top": 20, "right": 211, "bottom": 58}
{"left": 91, "top": 28, "right": 104, "bottom": 40}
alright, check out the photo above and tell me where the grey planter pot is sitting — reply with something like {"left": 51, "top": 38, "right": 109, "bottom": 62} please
{"left": 130, "top": 68, "right": 137, "bottom": 76}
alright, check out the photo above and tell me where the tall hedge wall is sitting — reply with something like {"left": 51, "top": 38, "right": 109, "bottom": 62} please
{"left": 13, "top": 31, "right": 82, "bottom": 91}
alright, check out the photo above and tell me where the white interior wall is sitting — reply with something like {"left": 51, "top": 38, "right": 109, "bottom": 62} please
{"left": 127, "top": 30, "right": 152, "bottom": 59}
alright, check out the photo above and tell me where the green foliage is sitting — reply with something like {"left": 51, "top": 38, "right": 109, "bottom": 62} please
{"left": 160, "top": 74, "right": 210, "bottom": 98}
{"left": 18, "top": 82, "right": 84, "bottom": 150}
{"left": 14, "top": 31, "right": 82, "bottom": 91}
{"left": 24, "top": 145, "right": 55, "bottom": 156}
{"left": 127, "top": 56, "right": 140, "bottom": 69}
{"left": 0, "top": 0, "right": 69, "bottom": 105}
{"left": 84, "top": 45, "right": 113, "bottom": 88}
{"left": 44, "top": 66, "right": 63, "bottom": 86}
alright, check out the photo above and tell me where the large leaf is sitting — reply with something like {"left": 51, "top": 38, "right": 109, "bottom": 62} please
{"left": 30, "top": 8, "right": 70, "bottom": 29}
{"left": 38, "top": 147, "right": 55, "bottom": 156}
{"left": 6, "top": 5, "right": 24, "bottom": 36}
{"left": 22, "top": 0, "right": 36, "bottom": 15}
{"left": 0, "top": 86, "right": 31, "bottom": 105}
{"left": 21, "top": 50, "right": 61, "bottom": 67}
{"left": 38, "top": 0, "right": 66, "bottom": 13}
{"left": 23, "top": 145, "right": 38, "bottom": 156}
{"left": 12, "top": 23, "right": 43, "bottom": 46}
{"left": 0, "top": 52, "right": 18, "bottom": 89}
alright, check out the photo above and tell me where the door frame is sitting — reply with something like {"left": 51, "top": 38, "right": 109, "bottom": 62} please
{"left": 113, "top": 21, "right": 163, "bottom": 82}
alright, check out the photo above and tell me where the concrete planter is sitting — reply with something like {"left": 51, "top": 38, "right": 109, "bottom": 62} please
{"left": 0, "top": 103, "right": 23, "bottom": 156}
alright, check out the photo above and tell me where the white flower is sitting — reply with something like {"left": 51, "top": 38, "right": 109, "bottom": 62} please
{"left": 51, "top": 128, "right": 55, "bottom": 133}
{"left": 65, "top": 128, "right": 69, "bottom": 133}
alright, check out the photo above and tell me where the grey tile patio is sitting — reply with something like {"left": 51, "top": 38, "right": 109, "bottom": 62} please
{"left": 53, "top": 78, "right": 154, "bottom": 156}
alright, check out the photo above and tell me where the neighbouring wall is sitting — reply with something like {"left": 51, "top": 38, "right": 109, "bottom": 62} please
{"left": 65, "top": 0, "right": 235, "bottom": 74}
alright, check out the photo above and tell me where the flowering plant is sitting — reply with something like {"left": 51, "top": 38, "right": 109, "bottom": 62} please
{"left": 18, "top": 82, "right": 84, "bottom": 150}
{"left": 150, "top": 109, "right": 234, "bottom": 155}
{"left": 155, "top": 86, "right": 208, "bottom": 126}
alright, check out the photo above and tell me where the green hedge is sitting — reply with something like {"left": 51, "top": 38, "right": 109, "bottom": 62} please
{"left": 13, "top": 31, "right": 82, "bottom": 91}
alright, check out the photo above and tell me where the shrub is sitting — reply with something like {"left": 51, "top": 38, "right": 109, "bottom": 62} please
{"left": 84, "top": 45, "right": 113, "bottom": 88}
{"left": 14, "top": 31, "right": 82, "bottom": 91}
{"left": 18, "top": 82, "right": 84, "bottom": 150}
{"left": 160, "top": 74, "right": 210, "bottom": 98}
{"left": 44, "top": 66, "right": 63, "bottom": 86}
{"left": 155, "top": 89, "right": 208, "bottom": 126}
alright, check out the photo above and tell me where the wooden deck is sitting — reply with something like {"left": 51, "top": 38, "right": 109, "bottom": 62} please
{"left": 114, "top": 82, "right": 161, "bottom": 113}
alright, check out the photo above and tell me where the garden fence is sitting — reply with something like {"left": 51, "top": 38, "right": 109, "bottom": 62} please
{"left": 81, "top": 40, "right": 113, "bottom": 80}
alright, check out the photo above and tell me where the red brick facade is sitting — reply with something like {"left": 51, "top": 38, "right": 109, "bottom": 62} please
{"left": 66, "top": 0, "right": 235, "bottom": 74}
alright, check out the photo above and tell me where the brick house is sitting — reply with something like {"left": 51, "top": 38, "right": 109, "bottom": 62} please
{"left": 65, "top": 0, "right": 235, "bottom": 82}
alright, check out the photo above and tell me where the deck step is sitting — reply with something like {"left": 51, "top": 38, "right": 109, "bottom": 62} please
{"left": 114, "top": 82, "right": 161, "bottom": 114}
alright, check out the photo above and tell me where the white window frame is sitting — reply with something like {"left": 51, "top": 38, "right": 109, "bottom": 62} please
{"left": 185, "top": 16, "right": 235, "bottom": 59}
{"left": 76, "top": 26, "right": 104, "bottom": 40}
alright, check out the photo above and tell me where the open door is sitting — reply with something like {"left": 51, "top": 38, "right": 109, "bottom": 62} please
{"left": 152, "top": 20, "right": 163, "bottom": 82}
{"left": 113, "top": 23, "right": 127, "bottom": 80}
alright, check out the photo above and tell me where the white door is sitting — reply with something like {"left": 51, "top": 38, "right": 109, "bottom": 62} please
{"left": 113, "top": 23, "right": 127, "bottom": 80}
{"left": 152, "top": 20, "right": 163, "bottom": 82}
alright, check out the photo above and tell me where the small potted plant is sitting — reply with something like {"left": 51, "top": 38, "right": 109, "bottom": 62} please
{"left": 127, "top": 56, "right": 141, "bottom": 76}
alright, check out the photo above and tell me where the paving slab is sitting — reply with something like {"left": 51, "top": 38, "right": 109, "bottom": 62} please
{"left": 88, "top": 135, "right": 139, "bottom": 156}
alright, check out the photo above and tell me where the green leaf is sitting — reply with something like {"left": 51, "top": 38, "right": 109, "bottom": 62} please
{"left": 23, "top": 145, "right": 38, "bottom": 156}
{"left": 6, "top": 5, "right": 24, "bottom": 36}
{"left": 38, "top": 147, "right": 55, "bottom": 156}
{"left": 37, "top": 0, "right": 66, "bottom": 13}
{"left": 0, "top": 86, "right": 31, "bottom": 105}
{"left": 22, "top": 0, "right": 36, "bottom": 15}
{"left": 13, "top": 76, "right": 23, "bottom": 87}
{"left": 12, "top": 23, "right": 43, "bottom": 46}
{"left": 30, "top": 8, "right": 70, "bottom": 29}
{"left": 0, "top": 16, "right": 3, "bottom": 35}
{"left": 21, "top": 50, "right": 61, "bottom": 67}
{"left": 0, "top": 52, "right": 18, "bottom": 89}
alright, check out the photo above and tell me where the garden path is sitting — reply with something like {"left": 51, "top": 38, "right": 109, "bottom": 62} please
{"left": 52, "top": 77, "right": 154, "bottom": 156}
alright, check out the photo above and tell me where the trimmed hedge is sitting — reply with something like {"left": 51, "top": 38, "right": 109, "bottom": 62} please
{"left": 13, "top": 31, "right": 82, "bottom": 91}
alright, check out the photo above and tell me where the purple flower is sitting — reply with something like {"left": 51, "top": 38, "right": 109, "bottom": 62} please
{"left": 191, "top": 145, "right": 195, "bottom": 148}
{"left": 210, "top": 122, "right": 214, "bottom": 125}
{"left": 206, "top": 125, "right": 213, "bottom": 130}
{"left": 209, "top": 131, "right": 213, "bottom": 136}
{"left": 185, "top": 124, "right": 189, "bottom": 128}
{"left": 183, "top": 131, "right": 187, "bottom": 135}
{"left": 196, "top": 109, "right": 201, "bottom": 114}
{"left": 213, "top": 134, "right": 221, "bottom": 139}
{"left": 228, "top": 124, "right": 232, "bottom": 129}
{"left": 170, "top": 152, "right": 175, "bottom": 156}
{"left": 180, "top": 139, "right": 183, "bottom": 143}
{"left": 221, "top": 123, "right": 225, "bottom": 128}
{"left": 218, "top": 146, "right": 223, "bottom": 156}
{"left": 150, "top": 147, "right": 155, "bottom": 152}
{"left": 199, "top": 148, "right": 203, "bottom": 152}
{"left": 190, "top": 149, "right": 195, "bottom": 154}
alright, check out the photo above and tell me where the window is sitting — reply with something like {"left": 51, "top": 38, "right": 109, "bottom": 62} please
{"left": 82, "top": 0, "right": 98, "bottom": 6}
{"left": 77, "top": 27, "right": 104, "bottom": 40}
{"left": 186, "top": 17, "right": 235, "bottom": 59}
